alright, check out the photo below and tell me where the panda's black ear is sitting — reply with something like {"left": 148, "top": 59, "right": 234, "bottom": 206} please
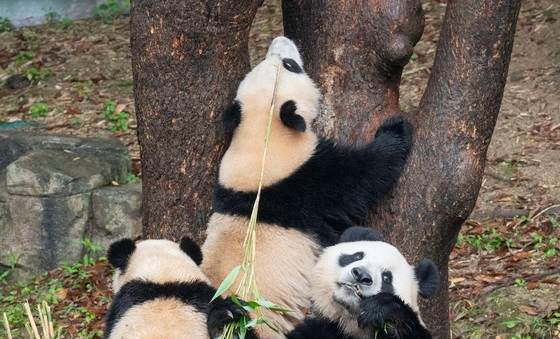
{"left": 107, "top": 238, "right": 136, "bottom": 270}
{"left": 180, "top": 236, "right": 203, "bottom": 266}
{"left": 223, "top": 100, "right": 242, "bottom": 134}
{"left": 415, "top": 259, "right": 440, "bottom": 298}
{"left": 339, "top": 226, "right": 384, "bottom": 243}
{"left": 280, "top": 100, "right": 306, "bottom": 132}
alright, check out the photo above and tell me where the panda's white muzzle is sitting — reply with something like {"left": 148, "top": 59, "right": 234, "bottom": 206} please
{"left": 266, "top": 36, "right": 303, "bottom": 67}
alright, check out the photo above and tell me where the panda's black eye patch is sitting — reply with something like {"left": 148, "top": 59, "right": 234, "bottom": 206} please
{"left": 282, "top": 58, "right": 303, "bottom": 74}
{"left": 338, "top": 251, "right": 364, "bottom": 267}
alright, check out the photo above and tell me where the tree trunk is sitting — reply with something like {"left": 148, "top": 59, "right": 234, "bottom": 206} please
{"left": 283, "top": 0, "right": 521, "bottom": 337}
{"left": 130, "top": 0, "right": 262, "bottom": 242}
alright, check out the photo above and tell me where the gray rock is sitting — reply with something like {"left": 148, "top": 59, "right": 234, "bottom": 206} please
{"left": 0, "top": 169, "right": 7, "bottom": 202}
{"left": 0, "top": 193, "right": 90, "bottom": 273}
{"left": 0, "top": 133, "right": 29, "bottom": 171}
{"left": 4, "top": 132, "right": 83, "bottom": 151}
{"left": 90, "top": 183, "right": 142, "bottom": 253}
{"left": 6, "top": 149, "right": 129, "bottom": 196}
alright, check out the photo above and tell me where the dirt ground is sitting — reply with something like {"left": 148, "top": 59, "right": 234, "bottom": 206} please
{"left": 0, "top": 0, "right": 559, "bottom": 338}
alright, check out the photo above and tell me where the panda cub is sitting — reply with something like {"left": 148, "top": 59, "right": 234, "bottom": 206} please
{"left": 202, "top": 36, "right": 412, "bottom": 336}
{"left": 209, "top": 226, "right": 439, "bottom": 339}
{"left": 289, "top": 226, "right": 440, "bottom": 339}
{"left": 104, "top": 237, "right": 242, "bottom": 339}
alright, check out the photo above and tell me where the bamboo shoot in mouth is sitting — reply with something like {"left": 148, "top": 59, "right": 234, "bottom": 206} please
{"left": 339, "top": 282, "right": 363, "bottom": 298}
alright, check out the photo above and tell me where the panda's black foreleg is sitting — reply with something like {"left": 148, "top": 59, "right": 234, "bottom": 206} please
{"left": 361, "top": 116, "right": 412, "bottom": 200}
{"left": 357, "top": 293, "right": 432, "bottom": 339}
{"left": 206, "top": 297, "right": 259, "bottom": 339}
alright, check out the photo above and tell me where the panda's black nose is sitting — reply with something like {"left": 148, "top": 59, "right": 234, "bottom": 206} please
{"left": 351, "top": 267, "right": 373, "bottom": 285}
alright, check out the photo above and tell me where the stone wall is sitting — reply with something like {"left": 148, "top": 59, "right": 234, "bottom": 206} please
{"left": 0, "top": 131, "right": 142, "bottom": 277}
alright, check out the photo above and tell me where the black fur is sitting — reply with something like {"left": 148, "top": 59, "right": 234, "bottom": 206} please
{"left": 223, "top": 100, "right": 242, "bottom": 135}
{"left": 104, "top": 279, "right": 244, "bottom": 339}
{"left": 215, "top": 117, "right": 412, "bottom": 247}
{"left": 357, "top": 293, "right": 432, "bottom": 339}
{"left": 339, "top": 226, "right": 384, "bottom": 243}
{"left": 280, "top": 100, "right": 306, "bottom": 132}
{"left": 179, "top": 236, "right": 203, "bottom": 266}
{"left": 338, "top": 251, "right": 364, "bottom": 267}
{"left": 414, "top": 259, "right": 440, "bottom": 298}
{"left": 282, "top": 58, "right": 303, "bottom": 73}
{"left": 287, "top": 316, "right": 350, "bottom": 339}
{"left": 287, "top": 294, "right": 432, "bottom": 339}
{"left": 207, "top": 298, "right": 259, "bottom": 339}
{"left": 107, "top": 238, "right": 136, "bottom": 271}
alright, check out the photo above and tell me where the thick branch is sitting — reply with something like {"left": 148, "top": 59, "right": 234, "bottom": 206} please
{"left": 283, "top": 0, "right": 424, "bottom": 142}
{"left": 131, "top": 0, "right": 262, "bottom": 242}
{"left": 373, "top": 1, "right": 521, "bottom": 336}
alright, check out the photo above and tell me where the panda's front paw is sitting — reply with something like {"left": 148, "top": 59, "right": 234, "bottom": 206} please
{"left": 207, "top": 298, "right": 247, "bottom": 339}
{"left": 358, "top": 293, "right": 422, "bottom": 337}
{"left": 375, "top": 117, "right": 412, "bottom": 143}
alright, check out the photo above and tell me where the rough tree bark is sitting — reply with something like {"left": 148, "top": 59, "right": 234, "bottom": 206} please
{"left": 283, "top": 0, "right": 521, "bottom": 337}
{"left": 130, "top": 0, "right": 262, "bottom": 242}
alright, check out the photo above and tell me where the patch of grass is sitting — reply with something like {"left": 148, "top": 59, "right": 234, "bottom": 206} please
{"left": 59, "top": 17, "right": 75, "bottom": 30}
{"left": 15, "top": 51, "right": 34, "bottom": 66}
{"left": 1, "top": 239, "right": 110, "bottom": 338}
{"left": 29, "top": 103, "right": 50, "bottom": 119}
{"left": 101, "top": 99, "right": 129, "bottom": 132}
{"left": 46, "top": 10, "right": 62, "bottom": 24}
{"left": 45, "top": 11, "right": 75, "bottom": 30}
{"left": 456, "top": 227, "right": 505, "bottom": 252}
{"left": 93, "top": 0, "right": 130, "bottom": 24}
{"left": 25, "top": 66, "right": 53, "bottom": 81}
{"left": 514, "top": 278, "right": 527, "bottom": 287}
{"left": 498, "top": 160, "right": 517, "bottom": 179}
{"left": 0, "top": 17, "right": 13, "bottom": 32}
{"left": 122, "top": 172, "right": 139, "bottom": 184}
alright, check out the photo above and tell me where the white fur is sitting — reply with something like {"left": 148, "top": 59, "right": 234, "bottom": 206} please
{"left": 218, "top": 38, "right": 321, "bottom": 192}
{"left": 266, "top": 36, "right": 304, "bottom": 67}
{"left": 112, "top": 239, "right": 209, "bottom": 293}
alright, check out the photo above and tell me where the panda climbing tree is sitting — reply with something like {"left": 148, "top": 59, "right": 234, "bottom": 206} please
{"left": 130, "top": 1, "right": 522, "bottom": 337}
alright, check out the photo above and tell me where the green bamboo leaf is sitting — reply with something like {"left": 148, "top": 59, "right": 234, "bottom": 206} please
{"left": 239, "top": 316, "right": 247, "bottom": 339}
{"left": 211, "top": 265, "right": 241, "bottom": 302}
{"left": 256, "top": 299, "right": 292, "bottom": 313}
{"left": 245, "top": 317, "right": 266, "bottom": 329}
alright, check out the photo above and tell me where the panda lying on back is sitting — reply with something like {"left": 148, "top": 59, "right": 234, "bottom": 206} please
{"left": 104, "top": 237, "right": 240, "bottom": 339}
{"left": 208, "top": 227, "right": 440, "bottom": 339}
{"left": 202, "top": 37, "right": 412, "bottom": 336}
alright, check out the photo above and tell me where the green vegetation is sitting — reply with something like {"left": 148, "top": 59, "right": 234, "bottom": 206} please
{"left": 456, "top": 227, "right": 506, "bottom": 252}
{"left": 1, "top": 240, "right": 107, "bottom": 338}
{"left": 101, "top": 99, "right": 129, "bottom": 132}
{"left": 46, "top": 10, "right": 62, "bottom": 24}
{"left": 29, "top": 103, "right": 50, "bottom": 119}
{"left": 15, "top": 51, "right": 34, "bottom": 66}
{"left": 45, "top": 10, "right": 75, "bottom": 30}
{"left": 123, "top": 172, "right": 139, "bottom": 184}
{"left": 25, "top": 66, "right": 53, "bottom": 81}
{"left": 93, "top": 0, "right": 130, "bottom": 24}
{"left": 0, "top": 17, "right": 12, "bottom": 32}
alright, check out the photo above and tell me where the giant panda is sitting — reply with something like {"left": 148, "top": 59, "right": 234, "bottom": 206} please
{"left": 209, "top": 226, "right": 439, "bottom": 339}
{"left": 202, "top": 36, "right": 412, "bottom": 337}
{"left": 104, "top": 237, "right": 245, "bottom": 339}
{"left": 287, "top": 226, "right": 440, "bottom": 339}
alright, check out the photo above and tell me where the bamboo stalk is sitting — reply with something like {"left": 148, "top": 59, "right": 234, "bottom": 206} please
{"left": 2, "top": 312, "right": 13, "bottom": 339}
{"left": 24, "top": 301, "right": 41, "bottom": 339}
